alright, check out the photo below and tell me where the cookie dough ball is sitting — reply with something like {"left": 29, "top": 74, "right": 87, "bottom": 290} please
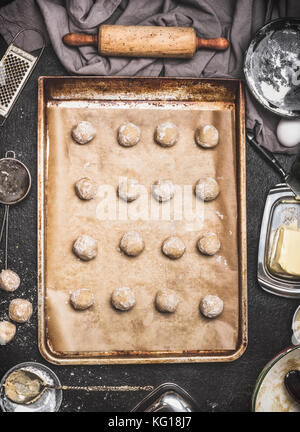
{"left": 200, "top": 295, "right": 223, "bottom": 318}
{"left": 162, "top": 236, "right": 186, "bottom": 260}
{"left": 195, "top": 125, "right": 219, "bottom": 148}
{"left": 118, "top": 178, "right": 141, "bottom": 202}
{"left": 9, "top": 299, "right": 33, "bottom": 323}
{"left": 120, "top": 231, "right": 144, "bottom": 257}
{"left": 111, "top": 286, "right": 136, "bottom": 311}
{"left": 0, "top": 321, "right": 16, "bottom": 345}
{"left": 197, "top": 232, "right": 220, "bottom": 256}
{"left": 75, "top": 177, "right": 97, "bottom": 200}
{"left": 71, "top": 121, "right": 96, "bottom": 145}
{"left": 195, "top": 177, "right": 220, "bottom": 201}
{"left": 118, "top": 122, "right": 141, "bottom": 147}
{"left": 155, "top": 122, "right": 179, "bottom": 147}
{"left": 152, "top": 179, "right": 175, "bottom": 202}
{"left": 155, "top": 289, "right": 179, "bottom": 313}
{"left": 0, "top": 269, "right": 20, "bottom": 292}
{"left": 70, "top": 288, "right": 95, "bottom": 310}
{"left": 73, "top": 235, "right": 98, "bottom": 261}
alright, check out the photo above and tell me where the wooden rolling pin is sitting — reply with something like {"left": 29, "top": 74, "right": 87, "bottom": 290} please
{"left": 63, "top": 25, "right": 229, "bottom": 59}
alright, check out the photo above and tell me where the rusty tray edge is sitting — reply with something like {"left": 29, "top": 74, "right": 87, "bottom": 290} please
{"left": 38, "top": 76, "right": 247, "bottom": 365}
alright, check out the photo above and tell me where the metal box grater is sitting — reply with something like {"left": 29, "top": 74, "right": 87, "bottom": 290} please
{"left": 0, "top": 29, "right": 45, "bottom": 126}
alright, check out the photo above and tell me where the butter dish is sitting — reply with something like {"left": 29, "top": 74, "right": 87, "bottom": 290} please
{"left": 258, "top": 184, "right": 300, "bottom": 298}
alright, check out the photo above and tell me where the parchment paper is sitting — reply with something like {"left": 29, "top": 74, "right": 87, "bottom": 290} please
{"left": 45, "top": 101, "right": 239, "bottom": 354}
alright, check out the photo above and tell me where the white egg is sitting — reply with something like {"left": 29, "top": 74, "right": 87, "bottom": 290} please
{"left": 277, "top": 118, "right": 300, "bottom": 147}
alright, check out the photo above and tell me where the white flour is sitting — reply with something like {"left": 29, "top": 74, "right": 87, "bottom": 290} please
{"left": 0, "top": 365, "right": 60, "bottom": 412}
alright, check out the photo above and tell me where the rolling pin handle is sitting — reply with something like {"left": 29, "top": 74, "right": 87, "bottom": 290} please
{"left": 196, "top": 37, "right": 229, "bottom": 51}
{"left": 63, "top": 33, "right": 98, "bottom": 48}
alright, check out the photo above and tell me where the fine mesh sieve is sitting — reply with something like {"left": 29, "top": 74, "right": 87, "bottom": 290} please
{"left": 0, "top": 28, "right": 45, "bottom": 126}
{"left": 0, "top": 151, "right": 31, "bottom": 269}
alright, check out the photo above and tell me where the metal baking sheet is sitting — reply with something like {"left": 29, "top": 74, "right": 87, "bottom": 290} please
{"left": 38, "top": 77, "right": 247, "bottom": 364}
{"left": 258, "top": 183, "right": 300, "bottom": 298}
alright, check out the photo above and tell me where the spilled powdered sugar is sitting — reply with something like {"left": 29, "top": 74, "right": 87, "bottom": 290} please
{"left": 216, "top": 255, "right": 228, "bottom": 267}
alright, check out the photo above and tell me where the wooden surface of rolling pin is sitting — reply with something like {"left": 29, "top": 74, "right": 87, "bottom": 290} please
{"left": 63, "top": 25, "right": 229, "bottom": 59}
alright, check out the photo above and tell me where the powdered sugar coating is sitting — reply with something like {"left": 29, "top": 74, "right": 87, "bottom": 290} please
{"left": 155, "top": 289, "right": 179, "bottom": 313}
{"left": 195, "top": 124, "right": 219, "bottom": 148}
{"left": 118, "top": 123, "right": 141, "bottom": 147}
{"left": 73, "top": 235, "right": 98, "bottom": 261}
{"left": 70, "top": 288, "right": 95, "bottom": 310}
{"left": 118, "top": 178, "right": 141, "bottom": 202}
{"left": 195, "top": 177, "right": 220, "bottom": 201}
{"left": 162, "top": 236, "right": 186, "bottom": 259}
{"left": 155, "top": 122, "right": 179, "bottom": 147}
{"left": 120, "top": 231, "right": 144, "bottom": 257}
{"left": 197, "top": 232, "right": 221, "bottom": 256}
{"left": 71, "top": 121, "right": 96, "bottom": 145}
{"left": 111, "top": 286, "right": 136, "bottom": 311}
{"left": 9, "top": 299, "right": 33, "bottom": 323}
{"left": 152, "top": 179, "right": 175, "bottom": 202}
{"left": 75, "top": 177, "right": 97, "bottom": 200}
{"left": 0, "top": 321, "right": 16, "bottom": 345}
{"left": 200, "top": 295, "right": 223, "bottom": 318}
{"left": 0, "top": 269, "right": 20, "bottom": 292}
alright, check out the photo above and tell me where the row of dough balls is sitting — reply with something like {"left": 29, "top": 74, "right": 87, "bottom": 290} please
{"left": 71, "top": 120, "right": 219, "bottom": 149}
{"left": 73, "top": 231, "right": 221, "bottom": 262}
{"left": 0, "top": 269, "right": 33, "bottom": 345}
{"left": 75, "top": 177, "right": 220, "bottom": 203}
{"left": 70, "top": 287, "right": 224, "bottom": 319}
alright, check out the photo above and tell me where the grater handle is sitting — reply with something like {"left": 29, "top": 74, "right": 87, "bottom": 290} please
{"left": 11, "top": 28, "right": 46, "bottom": 57}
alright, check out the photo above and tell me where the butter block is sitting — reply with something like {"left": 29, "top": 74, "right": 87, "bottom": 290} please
{"left": 269, "top": 224, "right": 300, "bottom": 277}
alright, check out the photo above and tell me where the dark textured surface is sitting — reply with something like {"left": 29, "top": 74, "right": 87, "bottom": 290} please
{"left": 0, "top": 38, "right": 299, "bottom": 413}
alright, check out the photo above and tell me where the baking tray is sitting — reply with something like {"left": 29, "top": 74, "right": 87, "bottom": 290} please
{"left": 258, "top": 183, "right": 300, "bottom": 298}
{"left": 38, "top": 77, "right": 247, "bottom": 364}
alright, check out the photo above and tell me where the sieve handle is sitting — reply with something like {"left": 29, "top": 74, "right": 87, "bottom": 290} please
{"left": 47, "top": 384, "right": 153, "bottom": 392}
{"left": 0, "top": 152, "right": 15, "bottom": 268}
{"left": 5, "top": 151, "right": 16, "bottom": 159}
{"left": 0, "top": 205, "right": 9, "bottom": 269}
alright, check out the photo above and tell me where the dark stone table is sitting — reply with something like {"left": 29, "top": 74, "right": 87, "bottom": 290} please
{"left": 0, "top": 38, "right": 299, "bottom": 412}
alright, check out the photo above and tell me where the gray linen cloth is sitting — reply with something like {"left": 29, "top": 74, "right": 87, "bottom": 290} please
{"left": 0, "top": 0, "right": 299, "bottom": 153}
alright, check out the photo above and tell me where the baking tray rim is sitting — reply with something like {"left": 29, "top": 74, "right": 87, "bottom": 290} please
{"left": 38, "top": 76, "right": 247, "bottom": 365}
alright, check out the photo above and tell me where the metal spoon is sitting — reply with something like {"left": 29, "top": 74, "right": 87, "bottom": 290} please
{"left": 284, "top": 370, "right": 300, "bottom": 404}
{"left": 3, "top": 369, "right": 153, "bottom": 405}
{"left": 0, "top": 151, "right": 31, "bottom": 269}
